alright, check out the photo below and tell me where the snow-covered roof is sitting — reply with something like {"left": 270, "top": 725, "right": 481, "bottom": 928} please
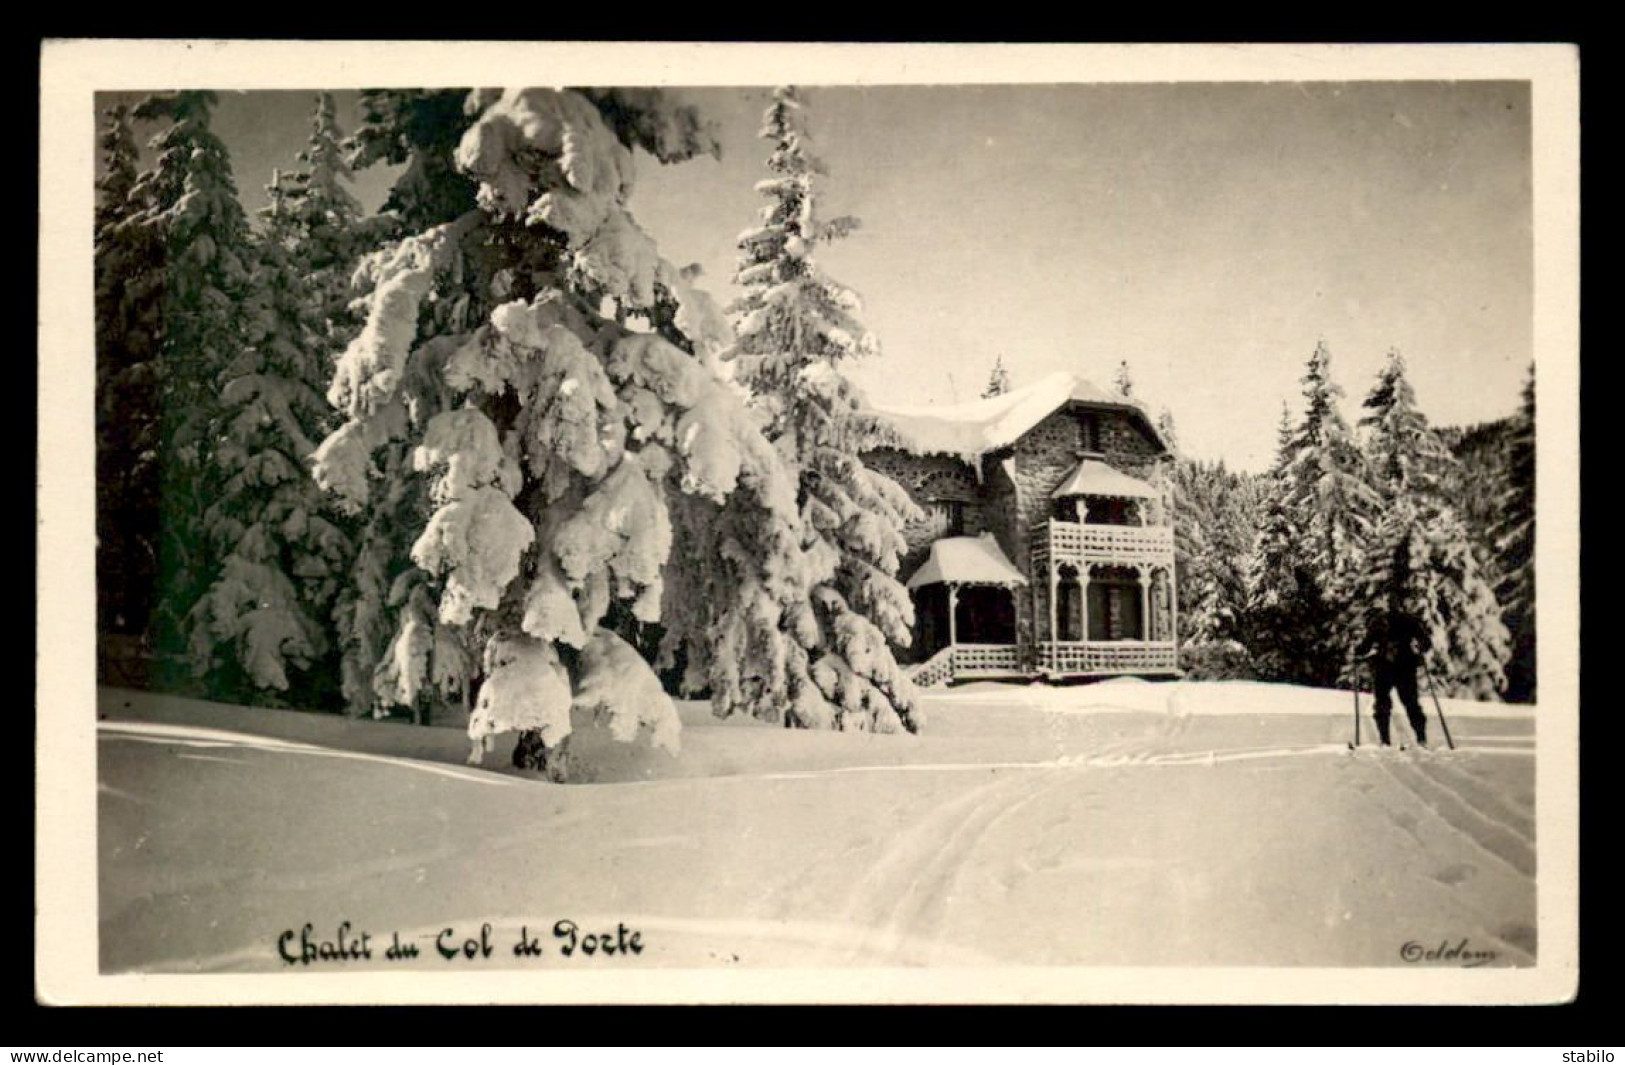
{"left": 871, "top": 371, "right": 1163, "bottom": 459}
{"left": 1050, "top": 458, "right": 1160, "bottom": 500}
{"left": 906, "top": 534, "right": 1029, "bottom": 590}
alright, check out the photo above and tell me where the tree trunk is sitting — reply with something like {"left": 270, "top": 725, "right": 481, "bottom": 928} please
{"left": 512, "top": 729, "right": 570, "bottom": 782}
{"left": 512, "top": 729, "right": 548, "bottom": 771}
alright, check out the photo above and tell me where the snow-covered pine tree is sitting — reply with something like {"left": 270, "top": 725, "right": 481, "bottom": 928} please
{"left": 1170, "top": 460, "right": 1213, "bottom": 634}
{"left": 124, "top": 92, "right": 257, "bottom": 683}
{"left": 315, "top": 88, "right": 819, "bottom": 774}
{"left": 1346, "top": 350, "right": 1509, "bottom": 699}
{"left": 95, "top": 103, "right": 165, "bottom": 641}
{"left": 1275, "top": 341, "right": 1380, "bottom": 686}
{"left": 1495, "top": 366, "right": 1535, "bottom": 702}
{"left": 1246, "top": 409, "right": 1297, "bottom": 680}
{"left": 982, "top": 356, "right": 1012, "bottom": 398}
{"left": 1113, "top": 359, "right": 1134, "bottom": 400}
{"left": 277, "top": 92, "right": 371, "bottom": 336}
{"left": 725, "top": 86, "right": 923, "bottom": 734}
{"left": 1172, "top": 456, "right": 1260, "bottom": 677}
{"left": 184, "top": 95, "right": 367, "bottom": 706}
{"left": 1359, "top": 348, "right": 1455, "bottom": 500}
{"left": 1245, "top": 490, "right": 1320, "bottom": 682}
{"left": 1244, "top": 408, "right": 1303, "bottom": 681}
{"left": 1156, "top": 407, "right": 1178, "bottom": 453}
{"left": 1163, "top": 406, "right": 1217, "bottom": 658}
{"left": 95, "top": 104, "right": 140, "bottom": 235}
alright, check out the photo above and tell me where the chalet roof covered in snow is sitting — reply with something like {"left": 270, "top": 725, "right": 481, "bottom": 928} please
{"left": 906, "top": 534, "right": 1029, "bottom": 590}
{"left": 870, "top": 371, "right": 1165, "bottom": 460}
{"left": 1049, "top": 458, "right": 1160, "bottom": 500}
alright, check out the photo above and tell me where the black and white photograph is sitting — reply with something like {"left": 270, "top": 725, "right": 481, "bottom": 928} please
{"left": 37, "top": 41, "right": 1579, "bottom": 1005}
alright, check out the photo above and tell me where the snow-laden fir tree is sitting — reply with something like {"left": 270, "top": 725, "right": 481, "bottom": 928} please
{"left": 1266, "top": 341, "right": 1380, "bottom": 686}
{"left": 1343, "top": 350, "right": 1509, "bottom": 699}
{"left": 1244, "top": 477, "right": 1317, "bottom": 681}
{"left": 725, "top": 86, "right": 923, "bottom": 734}
{"left": 1246, "top": 391, "right": 1340, "bottom": 686}
{"left": 123, "top": 92, "right": 257, "bottom": 680}
{"left": 184, "top": 95, "right": 366, "bottom": 706}
{"left": 1494, "top": 365, "right": 1535, "bottom": 702}
{"left": 1285, "top": 343, "right": 1379, "bottom": 583}
{"left": 1172, "top": 456, "right": 1260, "bottom": 678}
{"left": 1359, "top": 348, "right": 1455, "bottom": 499}
{"left": 315, "top": 89, "right": 820, "bottom": 774}
{"left": 95, "top": 103, "right": 166, "bottom": 640}
{"left": 274, "top": 93, "right": 372, "bottom": 335}
{"left": 1156, "top": 407, "right": 1178, "bottom": 452}
{"left": 1166, "top": 415, "right": 1266, "bottom": 679}
{"left": 982, "top": 356, "right": 1011, "bottom": 398}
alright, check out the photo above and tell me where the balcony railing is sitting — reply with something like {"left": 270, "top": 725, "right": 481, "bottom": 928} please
{"left": 1039, "top": 640, "right": 1179, "bottom": 675}
{"left": 910, "top": 641, "right": 1178, "bottom": 686}
{"left": 908, "top": 643, "right": 1024, "bottom": 687}
{"left": 952, "top": 643, "right": 1022, "bottom": 675}
{"left": 1031, "top": 519, "right": 1174, "bottom": 566}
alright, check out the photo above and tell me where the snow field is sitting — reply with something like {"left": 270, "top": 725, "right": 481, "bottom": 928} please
{"left": 97, "top": 680, "right": 1536, "bottom": 973}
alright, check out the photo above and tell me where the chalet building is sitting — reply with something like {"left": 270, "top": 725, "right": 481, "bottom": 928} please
{"left": 864, "top": 372, "right": 1178, "bottom": 687}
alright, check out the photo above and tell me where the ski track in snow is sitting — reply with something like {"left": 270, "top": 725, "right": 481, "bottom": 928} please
{"left": 871, "top": 768, "right": 1077, "bottom": 964}
{"left": 813, "top": 765, "right": 1082, "bottom": 965}
{"left": 1369, "top": 756, "right": 1536, "bottom": 879}
{"left": 736, "top": 742, "right": 1529, "bottom": 782}
{"left": 1344, "top": 747, "right": 1539, "bottom": 965}
{"left": 791, "top": 710, "right": 1535, "bottom": 965}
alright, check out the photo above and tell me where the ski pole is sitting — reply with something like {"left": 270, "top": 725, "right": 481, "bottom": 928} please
{"left": 1420, "top": 660, "right": 1457, "bottom": 751}
{"left": 1351, "top": 667, "right": 1362, "bottom": 748}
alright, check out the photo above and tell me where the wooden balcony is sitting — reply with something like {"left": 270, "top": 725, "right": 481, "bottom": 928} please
{"left": 1030, "top": 519, "right": 1174, "bottom": 567}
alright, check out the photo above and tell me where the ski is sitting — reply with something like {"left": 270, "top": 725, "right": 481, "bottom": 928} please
{"left": 1345, "top": 739, "right": 1447, "bottom": 761}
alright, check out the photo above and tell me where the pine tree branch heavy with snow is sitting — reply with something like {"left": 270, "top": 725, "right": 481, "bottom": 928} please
{"left": 725, "top": 86, "right": 923, "bottom": 734}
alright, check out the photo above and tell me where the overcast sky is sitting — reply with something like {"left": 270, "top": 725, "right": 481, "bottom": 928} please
{"left": 104, "top": 81, "right": 1532, "bottom": 472}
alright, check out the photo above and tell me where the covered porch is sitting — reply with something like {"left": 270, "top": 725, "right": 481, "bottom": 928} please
{"left": 906, "top": 534, "right": 1027, "bottom": 686}
{"left": 1031, "top": 560, "right": 1179, "bottom": 677}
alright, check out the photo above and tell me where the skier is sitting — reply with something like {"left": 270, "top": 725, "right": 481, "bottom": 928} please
{"left": 1355, "top": 604, "right": 1432, "bottom": 747}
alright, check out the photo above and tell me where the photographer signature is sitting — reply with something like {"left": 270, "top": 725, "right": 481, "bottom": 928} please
{"left": 1400, "top": 938, "right": 1500, "bottom": 967}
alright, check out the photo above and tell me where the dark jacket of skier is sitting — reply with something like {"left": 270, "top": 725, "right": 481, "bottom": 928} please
{"left": 1356, "top": 610, "right": 1432, "bottom": 746}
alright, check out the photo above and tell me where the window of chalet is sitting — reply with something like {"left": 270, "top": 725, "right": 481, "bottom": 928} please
{"left": 1079, "top": 412, "right": 1102, "bottom": 453}
{"left": 930, "top": 500, "right": 966, "bottom": 536}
